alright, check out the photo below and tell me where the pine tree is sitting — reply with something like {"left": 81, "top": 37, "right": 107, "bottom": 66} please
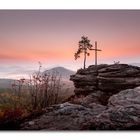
{"left": 75, "top": 36, "right": 93, "bottom": 69}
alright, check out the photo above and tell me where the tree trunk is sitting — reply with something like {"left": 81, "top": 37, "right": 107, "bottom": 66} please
{"left": 83, "top": 51, "right": 86, "bottom": 69}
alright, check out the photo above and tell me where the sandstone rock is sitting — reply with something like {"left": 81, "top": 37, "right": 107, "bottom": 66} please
{"left": 74, "top": 86, "right": 97, "bottom": 95}
{"left": 70, "top": 74, "right": 96, "bottom": 82}
{"left": 108, "top": 87, "right": 140, "bottom": 107}
{"left": 20, "top": 102, "right": 106, "bottom": 130}
{"left": 70, "top": 92, "right": 103, "bottom": 105}
{"left": 84, "top": 87, "right": 140, "bottom": 130}
{"left": 76, "top": 64, "right": 108, "bottom": 75}
{"left": 20, "top": 64, "right": 140, "bottom": 130}
{"left": 98, "top": 64, "right": 140, "bottom": 77}
{"left": 87, "top": 105, "right": 140, "bottom": 130}
{"left": 21, "top": 86, "right": 140, "bottom": 130}
{"left": 28, "top": 121, "right": 35, "bottom": 125}
{"left": 98, "top": 77, "right": 140, "bottom": 93}
{"left": 70, "top": 64, "right": 140, "bottom": 100}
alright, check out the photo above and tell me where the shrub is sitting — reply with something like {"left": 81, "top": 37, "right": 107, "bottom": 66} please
{"left": 11, "top": 62, "right": 62, "bottom": 110}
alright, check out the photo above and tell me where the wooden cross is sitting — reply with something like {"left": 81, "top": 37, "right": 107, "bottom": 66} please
{"left": 90, "top": 41, "right": 102, "bottom": 66}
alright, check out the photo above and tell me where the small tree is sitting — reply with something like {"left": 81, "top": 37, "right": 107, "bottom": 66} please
{"left": 75, "top": 36, "right": 93, "bottom": 69}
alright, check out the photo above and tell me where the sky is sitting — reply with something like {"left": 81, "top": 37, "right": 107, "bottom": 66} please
{"left": 0, "top": 10, "right": 140, "bottom": 79}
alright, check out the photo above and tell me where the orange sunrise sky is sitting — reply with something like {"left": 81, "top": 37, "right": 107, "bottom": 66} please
{"left": 0, "top": 10, "right": 140, "bottom": 78}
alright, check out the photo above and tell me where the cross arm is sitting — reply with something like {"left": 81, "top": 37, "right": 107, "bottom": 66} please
{"left": 90, "top": 49, "right": 102, "bottom": 51}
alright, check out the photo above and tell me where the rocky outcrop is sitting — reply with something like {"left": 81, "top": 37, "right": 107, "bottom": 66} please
{"left": 70, "top": 64, "right": 140, "bottom": 95}
{"left": 108, "top": 87, "right": 140, "bottom": 107}
{"left": 70, "top": 64, "right": 140, "bottom": 104}
{"left": 21, "top": 87, "right": 140, "bottom": 130}
{"left": 21, "top": 102, "right": 106, "bottom": 130}
{"left": 84, "top": 87, "right": 140, "bottom": 130}
{"left": 20, "top": 64, "right": 140, "bottom": 130}
{"left": 70, "top": 64, "right": 107, "bottom": 95}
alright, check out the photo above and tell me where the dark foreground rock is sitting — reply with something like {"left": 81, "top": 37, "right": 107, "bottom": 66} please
{"left": 20, "top": 102, "right": 106, "bottom": 130}
{"left": 20, "top": 64, "right": 140, "bottom": 130}
{"left": 84, "top": 87, "right": 140, "bottom": 130}
{"left": 21, "top": 87, "right": 140, "bottom": 130}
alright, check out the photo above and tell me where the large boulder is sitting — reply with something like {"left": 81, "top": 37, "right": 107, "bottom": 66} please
{"left": 84, "top": 87, "right": 140, "bottom": 130}
{"left": 108, "top": 87, "right": 140, "bottom": 107}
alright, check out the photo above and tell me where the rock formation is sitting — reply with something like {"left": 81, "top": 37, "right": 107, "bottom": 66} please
{"left": 21, "top": 102, "right": 106, "bottom": 130}
{"left": 21, "top": 86, "right": 140, "bottom": 130}
{"left": 20, "top": 64, "right": 140, "bottom": 130}
{"left": 84, "top": 87, "right": 140, "bottom": 130}
{"left": 70, "top": 64, "right": 140, "bottom": 104}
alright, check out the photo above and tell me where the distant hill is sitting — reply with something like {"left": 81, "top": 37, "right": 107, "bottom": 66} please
{"left": 43, "top": 67, "right": 75, "bottom": 97}
{"left": 0, "top": 79, "right": 14, "bottom": 89}
{"left": 43, "top": 67, "right": 75, "bottom": 80}
{"left": 0, "top": 67, "right": 75, "bottom": 90}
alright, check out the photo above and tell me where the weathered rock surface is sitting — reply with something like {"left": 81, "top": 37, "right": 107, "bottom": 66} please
{"left": 70, "top": 64, "right": 140, "bottom": 104}
{"left": 108, "top": 87, "right": 140, "bottom": 107}
{"left": 69, "top": 91, "right": 106, "bottom": 105}
{"left": 20, "top": 102, "right": 106, "bottom": 130}
{"left": 84, "top": 87, "right": 140, "bottom": 130}
{"left": 21, "top": 87, "right": 140, "bottom": 130}
{"left": 20, "top": 64, "right": 140, "bottom": 130}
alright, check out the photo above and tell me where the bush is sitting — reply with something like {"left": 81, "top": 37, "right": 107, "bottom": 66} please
{"left": 11, "top": 62, "right": 62, "bottom": 110}
{"left": 0, "top": 63, "right": 69, "bottom": 128}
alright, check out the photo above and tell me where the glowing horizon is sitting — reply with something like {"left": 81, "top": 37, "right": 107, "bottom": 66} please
{"left": 0, "top": 10, "right": 140, "bottom": 78}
